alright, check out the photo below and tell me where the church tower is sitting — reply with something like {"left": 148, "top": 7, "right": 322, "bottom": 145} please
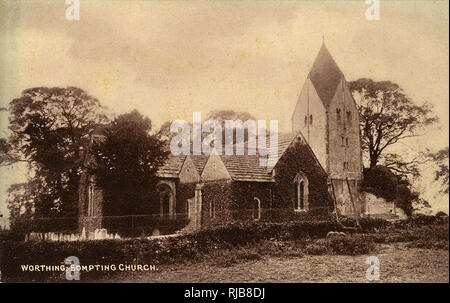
{"left": 291, "top": 42, "right": 363, "bottom": 215}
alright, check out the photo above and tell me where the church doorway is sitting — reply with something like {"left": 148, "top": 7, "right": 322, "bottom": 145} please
{"left": 156, "top": 182, "right": 175, "bottom": 219}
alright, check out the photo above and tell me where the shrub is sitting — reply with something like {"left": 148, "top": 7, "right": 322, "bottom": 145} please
{"left": 341, "top": 217, "right": 390, "bottom": 232}
{"left": 367, "top": 223, "right": 449, "bottom": 249}
{"left": 305, "top": 240, "right": 329, "bottom": 255}
{"left": 302, "top": 234, "right": 376, "bottom": 256}
{"left": 435, "top": 211, "right": 449, "bottom": 218}
{"left": 253, "top": 240, "right": 304, "bottom": 258}
{"left": 325, "top": 234, "right": 375, "bottom": 255}
{"left": 362, "top": 166, "right": 398, "bottom": 201}
{"left": 203, "top": 245, "right": 263, "bottom": 268}
{"left": 395, "top": 184, "right": 416, "bottom": 217}
{"left": 407, "top": 239, "right": 449, "bottom": 250}
{"left": 0, "top": 230, "right": 25, "bottom": 242}
{"left": 235, "top": 248, "right": 263, "bottom": 261}
{"left": 206, "top": 249, "right": 239, "bottom": 267}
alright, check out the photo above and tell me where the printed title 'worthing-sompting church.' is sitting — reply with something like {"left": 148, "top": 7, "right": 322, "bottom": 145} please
{"left": 78, "top": 43, "right": 374, "bottom": 234}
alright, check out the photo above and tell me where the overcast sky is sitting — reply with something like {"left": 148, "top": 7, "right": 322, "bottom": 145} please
{"left": 0, "top": 0, "right": 448, "bottom": 221}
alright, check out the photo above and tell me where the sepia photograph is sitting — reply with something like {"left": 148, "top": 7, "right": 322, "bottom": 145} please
{"left": 0, "top": 0, "right": 448, "bottom": 288}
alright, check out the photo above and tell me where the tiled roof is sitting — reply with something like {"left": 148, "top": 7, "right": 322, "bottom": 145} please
{"left": 266, "top": 132, "right": 296, "bottom": 171}
{"left": 156, "top": 154, "right": 209, "bottom": 178}
{"left": 220, "top": 133, "right": 296, "bottom": 182}
{"left": 156, "top": 154, "right": 186, "bottom": 177}
{"left": 221, "top": 155, "right": 274, "bottom": 182}
{"left": 156, "top": 132, "right": 309, "bottom": 182}
{"left": 308, "top": 43, "right": 344, "bottom": 108}
{"left": 190, "top": 155, "right": 209, "bottom": 175}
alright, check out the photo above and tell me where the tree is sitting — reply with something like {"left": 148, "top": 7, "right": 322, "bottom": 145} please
{"left": 361, "top": 165, "right": 398, "bottom": 201}
{"left": 205, "top": 110, "right": 258, "bottom": 145}
{"left": 0, "top": 138, "right": 15, "bottom": 165}
{"left": 3, "top": 87, "right": 108, "bottom": 222}
{"left": 380, "top": 152, "right": 421, "bottom": 181}
{"left": 427, "top": 147, "right": 449, "bottom": 194}
{"left": 7, "top": 182, "right": 38, "bottom": 233}
{"left": 92, "top": 110, "right": 168, "bottom": 216}
{"left": 395, "top": 183, "right": 417, "bottom": 217}
{"left": 348, "top": 79, "right": 438, "bottom": 177}
{"left": 157, "top": 109, "right": 258, "bottom": 148}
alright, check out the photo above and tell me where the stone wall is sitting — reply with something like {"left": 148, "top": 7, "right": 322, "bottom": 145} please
{"left": 363, "top": 192, "right": 407, "bottom": 219}
{"left": 230, "top": 181, "right": 274, "bottom": 220}
{"left": 179, "top": 156, "right": 201, "bottom": 184}
{"left": 331, "top": 178, "right": 365, "bottom": 217}
{"left": 78, "top": 174, "right": 104, "bottom": 233}
{"left": 292, "top": 78, "right": 328, "bottom": 170}
{"left": 291, "top": 77, "right": 362, "bottom": 212}
{"left": 327, "top": 79, "right": 362, "bottom": 181}
{"left": 201, "top": 180, "right": 234, "bottom": 227}
{"left": 273, "top": 137, "right": 332, "bottom": 215}
{"left": 177, "top": 183, "right": 196, "bottom": 215}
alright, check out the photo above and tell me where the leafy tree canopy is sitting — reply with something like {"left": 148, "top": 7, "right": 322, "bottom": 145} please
{"left": 427, "top": 147, "right": 449, "bottom": 194}
{"left": 349, "top": 78, "right": 438, "bottom": 179}
{"left": 92, "top": 110, "right": 168, "bottom": 216}
{"left": 4, "top": 87, "right": 108, "bottom": 222}
{"left": 157, "top": 109, "right": 258, "bottom": 148}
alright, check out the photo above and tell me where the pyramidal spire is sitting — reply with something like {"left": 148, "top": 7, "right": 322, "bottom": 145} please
{"left": 308, "top": 42, "right": 344, "bottom": 108}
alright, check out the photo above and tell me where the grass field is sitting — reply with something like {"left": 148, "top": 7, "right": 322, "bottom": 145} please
{"left": 95, "top": 243, "right": 449, "bottom": 283}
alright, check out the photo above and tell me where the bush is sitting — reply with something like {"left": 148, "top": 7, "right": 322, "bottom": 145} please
{"left": 341, "top": 217, "right": 390, "bottom": 231}
{"left": 0, "top": 230, "right": 25, "bottom": 242}
{"left": 367, "top": 223, "right": 449, "bottom": 249}
{"left": 303, "top": 234, "right": 376, "bottom": 255}
{"left": 395, "top": 184, "right": 415, "bottom": 217}
{"left": 253, "top": 240, "right": 305, "bottom": 258}
{"left": 362, "top": 166, "right": 398, "bottom": 201}
{"left": 325, "top": 234, "right": 375, "bottom": 255}
{"left": 194, "top": 220, "right": 342, "bottom": 247}
{"left": 305, "top": 240, "right": 329, "bottom": 255}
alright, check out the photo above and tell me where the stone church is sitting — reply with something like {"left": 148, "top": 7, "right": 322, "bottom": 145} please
{"left": 78, "top": 42, "right": 365, "bottom": 234}
{"left": 291, "top": 42, "right": 364, "bottom": 216}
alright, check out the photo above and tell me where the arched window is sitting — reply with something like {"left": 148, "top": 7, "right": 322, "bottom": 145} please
{"left": 336, "top": 108, "right": 341, "bottom": 120}
{"left": 346, "top": 111, "right": 352, "bottom": 121}
{"left": 253, "top": 197, "right": 261, "bottom": 220}
{"left": 343, "top": 162, "right": 349, "bottom": 170}
{"left": 87, "top": 185, "right": 95, "bottom": 217}
{"left": 304, "top": 116, "right": 308, "bottom": 126}
{"left": 294, "top": 172, "right": 309, "bottom": 211}
{"left": 210, "top": 200, "right": 215, "bottom": 218}
{"left": 309, "top": 115, "right": 313, "bottom": 125}
{"left": 299, "top": 181, "right": 305, "bottom": 209}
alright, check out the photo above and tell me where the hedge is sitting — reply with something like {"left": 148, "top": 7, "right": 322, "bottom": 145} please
{"left": 1, "top": 214, "right": 447, "bottom": 281}
{"left": 0, "top": 220, "right": 341, "bottom": 281}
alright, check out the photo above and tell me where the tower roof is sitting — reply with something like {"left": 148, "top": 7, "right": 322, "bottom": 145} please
{"left": 308, "top": 43, "right": 344, "bottom": 108}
